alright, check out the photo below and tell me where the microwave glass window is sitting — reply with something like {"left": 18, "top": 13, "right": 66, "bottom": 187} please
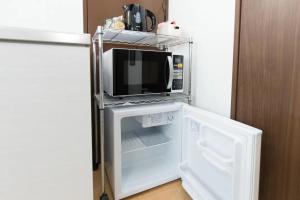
{"left": 114, "top": 49, "right": 171, "bottom": 96}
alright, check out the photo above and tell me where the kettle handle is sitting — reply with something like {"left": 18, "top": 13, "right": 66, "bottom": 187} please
{"left": 146, "top": 9, "right": 157, "bottom": 32}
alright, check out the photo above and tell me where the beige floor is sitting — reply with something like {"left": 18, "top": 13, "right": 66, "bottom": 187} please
{"left": 93, "top": 168, "right": 192, "bottom": 200}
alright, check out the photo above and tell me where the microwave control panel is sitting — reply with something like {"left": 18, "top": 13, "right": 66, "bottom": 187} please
{"left": 172, "top": 55, "right": 184, "bottom": 92}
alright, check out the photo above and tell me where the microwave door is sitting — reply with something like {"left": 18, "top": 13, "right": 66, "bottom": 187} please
{"left": 114, "top": 49, "right": 143, "bottom": 96}
{"left": 141, "top": 51, "right": 169, "bottom": 95}
{"left": 112, "top": 49, "right": 172, "bottom": 96}
{"left": 166, "top": 55, "right": 173, "bottom": 90}
{"left": 162, "top": 55, "right": 173, "bottom": 93}
{"left": 127, "top": 51, "right": 142, "bottom": 95}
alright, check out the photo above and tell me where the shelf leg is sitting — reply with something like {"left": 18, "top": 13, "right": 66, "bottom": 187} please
{"left": 99, "top": 109, "right": 105, "bottom": 195}
{"left": 98, "top": 108, "right": 109, "bottom": 200}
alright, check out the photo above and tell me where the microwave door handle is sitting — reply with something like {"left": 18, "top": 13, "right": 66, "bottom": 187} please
{"left": 167, "top": 56, "right": 173, "bottom": 89}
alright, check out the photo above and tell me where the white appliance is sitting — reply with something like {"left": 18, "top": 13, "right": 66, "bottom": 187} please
{"left": 0, "top": 27, "right": 93, "bottom": 200}
{"left": 104, "top": 102, "right": 262, "bottom": 200}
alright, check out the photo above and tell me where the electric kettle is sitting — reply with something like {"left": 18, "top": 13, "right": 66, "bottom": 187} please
{"left": 123, "top": 4, "right": 157, "bottom": 32}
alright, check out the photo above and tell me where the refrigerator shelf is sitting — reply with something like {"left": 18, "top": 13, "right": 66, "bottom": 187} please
{"left": 122, "top": 129, "right": 171, "bottom": 154}
{"left": 121, "top": 155, "right": 178, "bottom": 196}
{"left": 96, "top": 93, "right": 190, "bottom": 108}
{"left": 93, "top": 28, "right": 192, "bottom": 48}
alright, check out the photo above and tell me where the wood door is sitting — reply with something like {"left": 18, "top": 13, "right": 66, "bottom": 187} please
{"left": 232, "top": 0, "right": 300, "bottom": 199}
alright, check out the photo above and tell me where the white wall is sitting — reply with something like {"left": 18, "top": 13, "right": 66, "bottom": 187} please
{"left": 169, "top": 0, "right": 236, "bottom": 117}
{"left": 0, "top": 0, "right": 83, "bottom": 33}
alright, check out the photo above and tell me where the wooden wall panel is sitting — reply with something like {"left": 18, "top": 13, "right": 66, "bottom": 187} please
{"left": 235, "top": 0, "right": 300, "bottom": 199}
{"left": 230, "top": 0, "right": 242, "bottom": 119}
{"left": 85, "top": 0, "right": 168, "bottom": 34}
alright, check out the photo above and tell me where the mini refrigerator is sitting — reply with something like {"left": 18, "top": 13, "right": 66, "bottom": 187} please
{"left": 104, "top": 102, "right": 262, "bottom": 200}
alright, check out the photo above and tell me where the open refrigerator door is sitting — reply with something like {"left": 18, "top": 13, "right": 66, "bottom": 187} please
{"left": 180, "top": 104, "right": 262, "bottom": 200}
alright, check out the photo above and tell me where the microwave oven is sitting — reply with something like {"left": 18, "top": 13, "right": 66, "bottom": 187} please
{"left": 103, "top": 48, "right": 184, "bottom": 97}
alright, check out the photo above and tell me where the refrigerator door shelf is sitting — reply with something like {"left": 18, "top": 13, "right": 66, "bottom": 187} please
{"left": 180, "top": 104, "right": 262, "bottom": 200}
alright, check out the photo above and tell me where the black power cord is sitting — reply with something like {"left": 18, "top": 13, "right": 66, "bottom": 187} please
{"left": 99, "top": 193, "right": 109, "bottom": 200}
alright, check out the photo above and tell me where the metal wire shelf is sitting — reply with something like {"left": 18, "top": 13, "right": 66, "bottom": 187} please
{"left": 92, "top": 26, "right": 193, "bottom": 199}
{"left": 96, "top": 93, "right": 190, "bottom": 108}
{"left": 93, "top": 28, "right": 191, "bottom": 48}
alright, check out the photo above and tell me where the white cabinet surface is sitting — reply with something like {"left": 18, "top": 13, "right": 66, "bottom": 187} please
{"left": 0, "top": 28, "right": 93, "bottom": 200}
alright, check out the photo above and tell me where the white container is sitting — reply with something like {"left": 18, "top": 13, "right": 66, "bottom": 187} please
{"left": 157, "top": 22, "right": 182, "bottom": 36}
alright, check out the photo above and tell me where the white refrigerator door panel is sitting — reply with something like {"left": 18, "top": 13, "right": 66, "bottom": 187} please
{"left": 180, "top": 104, "right": 262, "bottom": 200}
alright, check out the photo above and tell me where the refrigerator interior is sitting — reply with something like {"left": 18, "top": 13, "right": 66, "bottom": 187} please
{"left": 120, "top": 110, "right": 182, "bottom": 194}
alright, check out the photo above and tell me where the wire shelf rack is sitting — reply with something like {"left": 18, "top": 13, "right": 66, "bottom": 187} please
{"left": 92, "top": 26, "right": 193, "bottom": 199}
{"left": 96, "top": 93, "right": 190, "bottom": 108}
{"left": 93, "top": 28, "right": 191, "bottom": 48}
